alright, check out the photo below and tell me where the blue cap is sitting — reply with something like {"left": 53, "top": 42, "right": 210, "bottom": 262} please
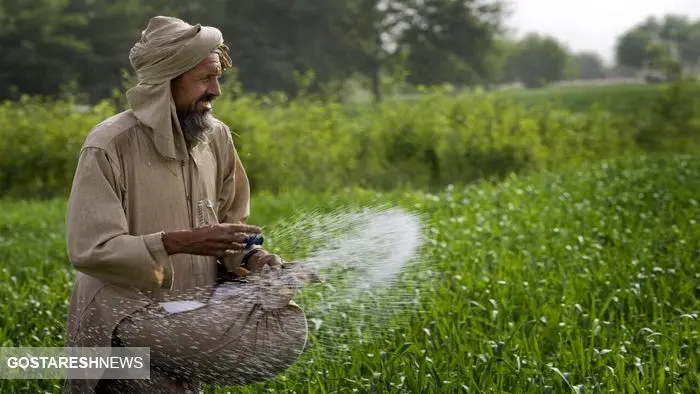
{"left": 244, "top": 234, "right": 264, "bottom": 249}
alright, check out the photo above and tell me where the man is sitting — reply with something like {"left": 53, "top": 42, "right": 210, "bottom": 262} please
{"left": 63, "top": 16, "right": 313, "bottom": 393}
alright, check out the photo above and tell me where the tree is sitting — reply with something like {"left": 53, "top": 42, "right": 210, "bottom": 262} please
{"left": 62, "top": 0, "right": 166, "bottom": 103}
{"left": 571, "top": 51, "right": 607, "bottom": 80}
{"left": 208, "top": 0, "right": 379, "bottom": 99}
{"left": 505, "top": 33, "right": 570, "bottom": 88}
{"left": 615, "top": 27, "right": 654, "bottom": 69}
{"left": 0, "top": 0, "right": 90, "bottom": 100}
{"left": 479, "top": 35, "right": 517, "bottom": 86}
{"left": 679, "top": 21, "right": 700, "bottom": 70}
{"left": 396, "top": 0, "right": 508, "bottom": 88}
{"left": 614, "top": 14, "right": 700, "bottom": 72}
{"left": 338, "top": 0, "right": 408, "bottom": 102}
{"left": 0, "top": 0, "right": 511, "bottom": 102}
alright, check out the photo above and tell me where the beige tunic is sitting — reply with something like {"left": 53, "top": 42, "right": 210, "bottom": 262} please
{"left": 63, "top": 108, "right": 251, "bottom": 393}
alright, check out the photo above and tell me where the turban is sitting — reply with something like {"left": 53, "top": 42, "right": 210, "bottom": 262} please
{"left": 126, "top": 16, "right": 232, "bottom": 160}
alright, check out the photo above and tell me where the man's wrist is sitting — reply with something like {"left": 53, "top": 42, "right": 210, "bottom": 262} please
{"left": 161, "top": 231, "right": 185, "bottom": 255}
{"left": 240, "top": 248, "right": 263, "bottom": 270}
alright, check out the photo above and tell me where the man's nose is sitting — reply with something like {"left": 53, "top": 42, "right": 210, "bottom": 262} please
{"left": 208, "top": 78, "right": 221, "bottom": 97}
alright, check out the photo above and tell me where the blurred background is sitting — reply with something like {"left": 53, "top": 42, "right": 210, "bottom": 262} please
{"left": 1, "top": 0, "right": 698, "bottom": 104}
{"left": 2, "top": 2, "right": 700, "bottom": 393}
{"left": 2, "top": 0, "right": 699, "bottom": 199}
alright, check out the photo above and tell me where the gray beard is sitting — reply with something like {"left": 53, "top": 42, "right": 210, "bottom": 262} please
{"left": 178, "top": 109, "right": 213, "bottom": 150}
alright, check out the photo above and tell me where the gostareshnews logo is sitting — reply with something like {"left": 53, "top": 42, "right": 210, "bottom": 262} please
{"left": 0, "top": 347, "right": 150, "bottom": 380}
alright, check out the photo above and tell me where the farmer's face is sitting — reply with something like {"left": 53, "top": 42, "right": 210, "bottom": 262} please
{"left": 171, "top": 53, "right": 222, "bottom": 114}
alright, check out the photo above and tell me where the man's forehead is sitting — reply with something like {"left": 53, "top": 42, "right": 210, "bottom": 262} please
{"left": 194, "top": 53, "right": 222, "bottom": 73}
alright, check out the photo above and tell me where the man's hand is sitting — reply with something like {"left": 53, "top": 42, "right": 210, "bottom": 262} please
{"left": 162, "top": 223, "right": 262, "bottom": 257}
{"left": 243, "top": 249, "right": 283, "bottom": 274}
{"left": 244, "top": 251, "right": 324, "bottom": 283}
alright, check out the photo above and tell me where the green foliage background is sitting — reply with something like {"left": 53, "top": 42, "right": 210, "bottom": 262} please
{"left": 2, "top": 81, "right": 699, "bottom": 200}
{"left": 2, "top": 1, "right": 700, "bottom": 392}
{"left": 2, "top": 152, "right": 699, "bottom": 393}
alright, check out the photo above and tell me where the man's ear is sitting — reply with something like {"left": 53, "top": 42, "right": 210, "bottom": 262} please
{"left": 170, "top": 75, "right": 180, "bottom": 90}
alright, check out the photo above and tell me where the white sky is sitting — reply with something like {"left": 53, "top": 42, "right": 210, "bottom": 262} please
{"left": 505, "top": 0, "right": 700, "bottom": 65}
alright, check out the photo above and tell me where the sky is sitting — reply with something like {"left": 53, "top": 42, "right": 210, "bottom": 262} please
{"left": 505, "top": 0, "right": 700, "bottom": 65}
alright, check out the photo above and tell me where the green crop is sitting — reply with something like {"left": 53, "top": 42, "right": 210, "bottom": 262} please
{"left": 1, "top": 82, "right": 698, "bottom": 199}
{"left": 1, "top": 153, "right": 698, "bottom": 393}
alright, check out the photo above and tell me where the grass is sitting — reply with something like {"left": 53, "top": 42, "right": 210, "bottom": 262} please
{"left": 347, "top": 82, "right": 671, "bottom": 114}
{"left": 4, "top": 79, "right": 699, "bottom": 199}
{"left": 0, "top": 152, "right": 698, "bottom": 393}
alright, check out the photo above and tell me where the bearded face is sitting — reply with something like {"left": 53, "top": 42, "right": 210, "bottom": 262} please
{"left": 170, "top": 52, "right": 222, "bottom": 149}
{"left": 176, "top": 92, "right": 216, "bottom": 149}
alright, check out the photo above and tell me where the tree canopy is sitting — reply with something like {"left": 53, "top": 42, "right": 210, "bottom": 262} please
{"left": 1, "top": 2, "right": 697, "bottom": 102}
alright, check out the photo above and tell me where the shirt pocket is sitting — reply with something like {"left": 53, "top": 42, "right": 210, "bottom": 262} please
{"left": 196, "top": 199, "right": 219, "bottom": 227}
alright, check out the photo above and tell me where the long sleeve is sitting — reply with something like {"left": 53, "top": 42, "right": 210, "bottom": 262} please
{"left": 65, "top": 146, "right": 173, "bottom": 290}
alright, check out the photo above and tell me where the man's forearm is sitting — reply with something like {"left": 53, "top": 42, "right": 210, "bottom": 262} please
{"left": 68, "top": 232, "right": 174, "bottom": 290}
{"left": 162, "top": 231, "right": 187, "bottom": 255}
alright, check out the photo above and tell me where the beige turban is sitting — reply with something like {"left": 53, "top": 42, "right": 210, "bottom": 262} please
{"left": 126, "top": 16, "right": 231, "bottom": 160}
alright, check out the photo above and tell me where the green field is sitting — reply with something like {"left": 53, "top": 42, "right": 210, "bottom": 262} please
{"left": 349, "top": 81, "right": 680, "bottom": 114}
{"left": 1, "top": 81, "right": 699, "bottom": 392}
{"left": 2, "top": 81, "right": 699, "bottom": 199}
{"left": 1, "top": 153, "right": 699, "bottom": 393}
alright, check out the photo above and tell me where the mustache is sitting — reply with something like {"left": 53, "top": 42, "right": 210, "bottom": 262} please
{"left": 198, "top": 93, "right": 216, "bottom": 103}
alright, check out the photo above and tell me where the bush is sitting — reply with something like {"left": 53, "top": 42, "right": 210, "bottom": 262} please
{"left": 633, "top": 78, "right": 700, "bottom": 152}
{"left": 0, "top": 83, "right": 698, "bottom": 199}
{"left": 0, "top": 96, "right": 113, "bottom": 198}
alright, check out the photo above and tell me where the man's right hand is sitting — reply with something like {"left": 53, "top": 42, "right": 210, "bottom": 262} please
{"left": 161, "top": 223, "right": 262, "bottom": 257}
